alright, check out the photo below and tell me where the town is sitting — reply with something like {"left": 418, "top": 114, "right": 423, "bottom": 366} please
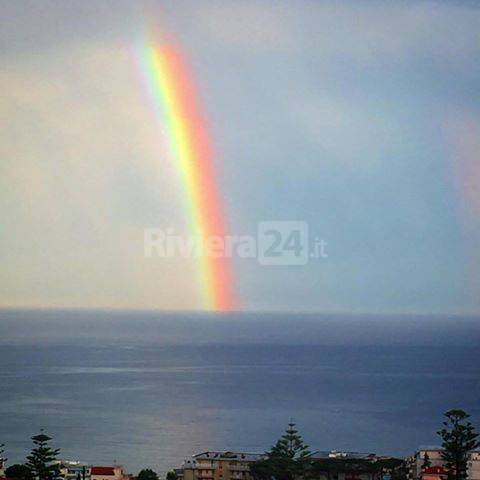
{"left": 1, "top": 410, "right": 478, "bottom": 480}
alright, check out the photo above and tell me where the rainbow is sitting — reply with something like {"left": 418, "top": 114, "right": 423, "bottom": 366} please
{"left": 141, "top": 43, "right": 234, "bottom": 311}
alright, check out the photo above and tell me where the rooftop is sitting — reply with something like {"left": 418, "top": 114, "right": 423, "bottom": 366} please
{"left": 192, "top": 452, "right": 264, "bottom": 462}
{"left": 91, "top": 467, "right": 116, "bottom": 476}
{"left": 313, "top": 451, "right": 377, "bottom": 460}
{"left": 417, "top": 446, "right": 443, "bottom": 452}
{"left": 423, "top": 467, "right": 447, "bottom": 475}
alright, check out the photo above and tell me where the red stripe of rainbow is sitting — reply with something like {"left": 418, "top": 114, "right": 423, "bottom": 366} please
{"left": 142, "top": 44, "right": 234, "bottom": 311}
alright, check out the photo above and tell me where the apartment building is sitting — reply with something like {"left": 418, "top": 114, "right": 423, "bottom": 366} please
{"left": 180, "top": 451, "right": 264, "bottom": 480}
{"left": 311, "top": 451, "right": 384, "bottom": 480}
{"left": 57, "top": 460, "right": 92, "bottom": 480}
{"left": 409, "top": 447, "right": 480, "bottom": 480}
{"left": 177, "top": 449, "right": 395, "bottom": 480}
{"left": 468, "top": 451, "right": 480, "bottom": 480}
{"left": 409, "top": 447, "right": 445, "bottom": 480}
{"left": 90, "top": 466, "right": 129, "bottom": 480}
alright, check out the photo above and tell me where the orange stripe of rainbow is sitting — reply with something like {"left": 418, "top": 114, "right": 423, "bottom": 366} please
{"left": 143, "top": 44, "right": 234, "bottom": 311}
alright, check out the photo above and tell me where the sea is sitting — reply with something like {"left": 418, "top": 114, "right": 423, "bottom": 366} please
{"left": 0, "top": 310, "right": 479, "bottom": 475}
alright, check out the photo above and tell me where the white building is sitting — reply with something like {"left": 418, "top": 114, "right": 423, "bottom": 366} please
{"left": 56, "top": 460, "right": 91, "bottom": 480}
{"left": 409, "top": 447, "right": 480, "bottom": 480}
{"left": 468, "top": 451, "right": 480, "bottom": 480}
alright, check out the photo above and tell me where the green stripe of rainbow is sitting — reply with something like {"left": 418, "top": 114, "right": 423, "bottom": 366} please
{"left": 142, "top": 44, "right": 234, "bottom": 311}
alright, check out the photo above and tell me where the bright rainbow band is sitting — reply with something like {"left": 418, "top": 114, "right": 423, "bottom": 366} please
{"left": 142, "top": 44, "right": 234, "bottom": 311}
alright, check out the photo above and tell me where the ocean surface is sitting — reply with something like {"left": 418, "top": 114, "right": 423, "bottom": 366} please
{"left": 1, "top": 310, "right": 479, "bottom": 475}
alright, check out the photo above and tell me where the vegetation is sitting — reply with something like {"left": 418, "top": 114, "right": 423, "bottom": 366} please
{"left": 25, "top": 432, "right": 60, "bottom": 480}
{"left": 5, "top": 464, "right": 33, "bottom": 480}
{"left": 0, "top": 411, "right": 478, "bottom": 480}
{"left": 387, "top": 459, "right": 409, "bottom": 480}
{"left": 1, "top": 444, "right": 6, "bottom": 471}
{"left": 137, "top": 470, "right": 159, "bottom": 480}
{"left": 251, "top": 423, "right": 313, "bottom": 480}
{"left": 421, "top": 452, "right": 432, "bottom": 471}
{"left": 437, "top": 409, "right": 479, "bottom": 480}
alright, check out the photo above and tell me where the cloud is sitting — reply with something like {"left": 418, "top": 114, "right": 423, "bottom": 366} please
{"left": 1, "top": 0, "right": 479, "bottom": 313}
{"left": 0, "top": 39, "right": 199, "bottom": 309}
{"left": 192, "top": 1, "right": 480, "bottom": 67}
{"left": 286, "top": 93, "right": 401, "bottom": 165}
{"left": 192, "top": 2, "right": 297, "bottom": 53}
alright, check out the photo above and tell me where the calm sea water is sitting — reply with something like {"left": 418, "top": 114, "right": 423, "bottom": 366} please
{"left": 1, "top": 310, "right": 479, "bottom": 475}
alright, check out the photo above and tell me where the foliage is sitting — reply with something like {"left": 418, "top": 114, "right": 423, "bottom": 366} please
{"left": 375, "top": 458, "right": 404, "bottom": 472}
{"left": 25, "top": 432, "right": 60, "bottom": 480}
{"left": 437, "top": 409, "right": 479, "bottom": 480}
{"left": 1, "top": 444, "right": 6, "bottom": 469}
{"left": 137, "top": 470, "right": 159, "bottom": 480}
{"left": 5, "top": 464, "right": 34, "bottom": 480}
{"left": 310, "top": 457, "right": 403, "bottom": 479}
{"left": 251, "top": 423, "right": 312, "bottom": 480}
{"left": 389, "top": 460, "right": 409, "bottom": 480}
{"left": 421, "top": 453, "right": 431, "bottom": 471}
{"left": 165, "top": 471, "right": 177, "bottom": 480}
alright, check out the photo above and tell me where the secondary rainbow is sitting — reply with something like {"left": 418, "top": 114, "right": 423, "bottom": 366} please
{"left": 141, "top": 42, "right": 234, "bottom": 311}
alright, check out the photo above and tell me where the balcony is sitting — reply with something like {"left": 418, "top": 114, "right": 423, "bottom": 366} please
{"left": 196, "top": 464, "right": 217, "bottom": 470}
{"left": 196, "top": 471, "right": 215, "bottom": 479}
{"left": 229, "top": 466, "right": 250, "bottom": 472}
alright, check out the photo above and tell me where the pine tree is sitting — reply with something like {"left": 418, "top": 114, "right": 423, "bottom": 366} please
{"left": 437, "top": 409, "right": 479, "bottom": 480}
{"left": 0, "top": 443, "right": 7, "bottom": 476}
{"left": 251, "top": 423, "right": 312, "bottom": 480}
{"left": 25, "top": 432, "right": 60, "bottom": 480}
{"left": 421, "top": 453, "right": 431, "bottom": 471}
{"left": 270, "top": 423, "right": 311, "bottom": 461}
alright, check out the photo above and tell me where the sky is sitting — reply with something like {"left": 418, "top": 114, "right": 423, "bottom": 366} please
{"left": 1, "top": 0, "right": 479, "bottom": 314}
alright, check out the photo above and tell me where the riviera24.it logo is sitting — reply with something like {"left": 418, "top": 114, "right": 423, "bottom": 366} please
{"left": 144, "top": 221, "right": 328, "bottom": 266}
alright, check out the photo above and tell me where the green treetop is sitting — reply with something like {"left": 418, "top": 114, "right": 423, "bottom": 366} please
{"left": 5, "top": 464, "right": 34, "bottom": 480}
{"left": 25, "top": 432, "right": 60, "bottom": 480}
{"left": 437, "top": 409, "right": 479, "bottom": 480}
{"left": 165, "top": 471, "right": 178, "bottom": 480}
{"left": 251, "top": 423, "right": 313, "bottom": 480}
{"left": 137, "top": 470, "right": 159, "bottom": 480}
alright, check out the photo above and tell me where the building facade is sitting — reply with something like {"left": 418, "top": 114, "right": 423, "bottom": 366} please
{"left": 468, "top": 451, "right": 480, "bottom": 480}
{"left": 57, "top": 461, "right": 92, "bottom": 480}
{"left": 90, "top": 466, "right": 129, "bottom": 480}
{"left": 409, "top": 448, "right": 480, "bottom": 480}
{"left": 176, "top": 450, "right": 398, "bottom": 480}
{"left": 180, "top": 451, "right": 264, "bottom": 480}
{"left": 311, "top": 451, "right": 385, "bottom": 480}
{"left": 409, "top": 448, "right": 445, "bottom": 480}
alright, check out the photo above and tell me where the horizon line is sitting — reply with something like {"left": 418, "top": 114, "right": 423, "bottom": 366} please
{"left": 0, "top": 305, "right": 479, "bottom": 319}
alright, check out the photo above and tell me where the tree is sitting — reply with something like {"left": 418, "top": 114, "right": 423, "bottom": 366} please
{"left": 25, "top": 432, "right": 60, "bottom": 480}
{"left": 437, "top": 409, "right": 479, "bottom": 480}
{"left": 421, "top": 453, "right": 431, "bottom": 471}
{"left": 251, "top": 423, "right": 312, "bottom": 480}
{"left": 5, "top": 465, "right": 33, "bottom": 480}
{"left": 165, "top": 471, "right": 177, "bottom": 480}
{"left": 0, "top": 443, "right": 7, "bottom": 473}
{"left": 0, "top": 444, "right": 6, "bottom": 476}
{"left": 137, "top": 470, "right": 159, "bottom": 480}
{"left": 389, "top": 460, "right": 409, "bottom": 480}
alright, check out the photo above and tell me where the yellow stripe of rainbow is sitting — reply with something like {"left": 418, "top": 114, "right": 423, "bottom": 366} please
{"left": 143, "top": 44, "right": 234, "bottom": 311}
